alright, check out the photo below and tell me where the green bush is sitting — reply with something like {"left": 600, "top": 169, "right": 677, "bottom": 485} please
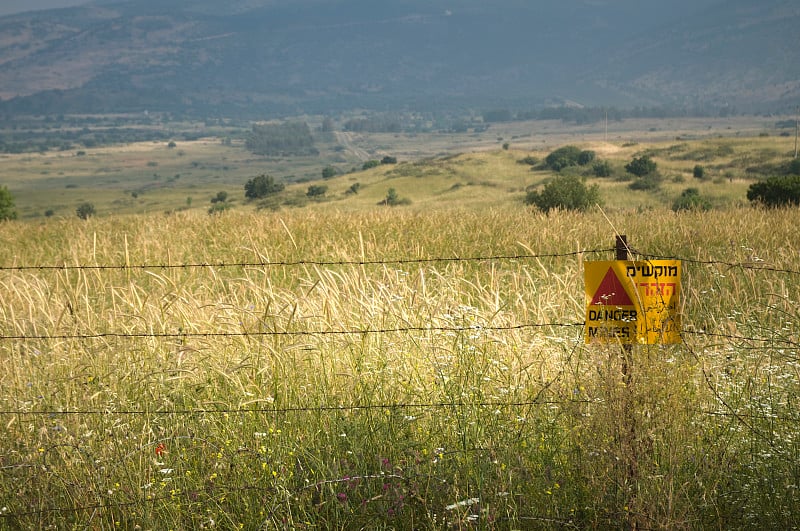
{"left": 578, "top": 150, "right": 596, "bottom": 165}
{"left": 628, "top": 173, "right": 663, "bottom": 191}
{"left": 208, "top": 202, "right": 232, "bottom": 215}
{"left": 76, "top": 202, "right": 95, "bottom": 220}
{"left": 524, "top": 175, "right": 601, "bottom": 212}
{"left": 693, "top": 165, "right": 706, "bottom": 179}
{"left": 517, "top": 156, "right": 539, "bottom": 166}
{"left": 210, "top": 191, "right": 228, "bottom": 204}
{"left": 625, "top": 155, "right": 657, "bottom": 177}
{"left": 747, "top": 175, "right": 800, "bottom": 207}
{"left": 592, "top": 160, "right": 612, "bottom": 177}
{"left": 322, "top": 166, "right": 337, "bottom": 179}
{"left": 307, "top": 184, "right": 328, "bottom": 197}
{"left": 672, "top": 187, "right": 711, "bottom": 211}
{"left": 244, "top": 174, "right": 284, "bottom": 200}
{"left": 0, "top": 186, "right": 17, "bottom": 221}
{"left": 544, "top": 146, "right": 597, "bottom": 171}
{"left": 362, "top": 160, "right": 380, "bottom": 170}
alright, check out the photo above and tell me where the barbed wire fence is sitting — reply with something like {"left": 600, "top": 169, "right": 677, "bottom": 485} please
{"left": 1, "top": 246, "right": 798, "bottom": 524}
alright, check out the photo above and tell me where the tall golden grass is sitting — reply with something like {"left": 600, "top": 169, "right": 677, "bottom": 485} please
{"left": 0, "top": 206, "right": 798, "bottom": 528}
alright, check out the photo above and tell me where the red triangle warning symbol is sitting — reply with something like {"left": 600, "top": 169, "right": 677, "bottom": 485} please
{"left": 590, "top": 268, "right": 634, "bottom": 305}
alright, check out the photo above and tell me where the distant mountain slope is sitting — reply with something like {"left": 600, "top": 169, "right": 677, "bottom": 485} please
{"left": 0, "top": 0, "right": 796, "bottom": 117}
{"left": 590, "top": 0, "right": 800, "bottom": 110}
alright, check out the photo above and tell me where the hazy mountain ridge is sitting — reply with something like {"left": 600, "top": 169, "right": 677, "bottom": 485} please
{"left": 0, "top": 0, "right": 797, "bottom": 117}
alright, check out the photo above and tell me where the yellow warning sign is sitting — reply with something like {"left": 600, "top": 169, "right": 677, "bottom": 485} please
{"left": 585, "top": 260, "right": 681, "bottom": 344}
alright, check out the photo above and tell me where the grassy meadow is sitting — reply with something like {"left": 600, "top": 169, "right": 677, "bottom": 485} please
{"left": 1, "top": 204, "right": 799, "bottom": 528}
{"left": 0, "top": 114, "right": 794, "bottom": 218}
{"left": 1, "top": 115, "right": 799, "bottom": 528}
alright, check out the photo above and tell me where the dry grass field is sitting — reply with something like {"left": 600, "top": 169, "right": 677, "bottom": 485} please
{"left": 1, "top": 116, "right": 799, "bottom": 528}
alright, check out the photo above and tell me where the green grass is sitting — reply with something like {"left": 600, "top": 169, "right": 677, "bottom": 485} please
{"left": 1, "top": 207, "right": 798, "bottom": 528}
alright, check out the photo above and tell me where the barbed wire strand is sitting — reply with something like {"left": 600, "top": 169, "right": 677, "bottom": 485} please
{"left": 1, "top": 325, "right": 795, "bottom": 347}
{"left": 0, "top": 248, "right": 798, "bottom": 275}
{"left": 0, "top": 249, "right": 613, "bottom": 272}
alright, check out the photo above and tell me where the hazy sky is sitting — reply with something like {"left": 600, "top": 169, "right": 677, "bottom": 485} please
{"left": 0, "top": 0, "right": 88, "bottom": 17}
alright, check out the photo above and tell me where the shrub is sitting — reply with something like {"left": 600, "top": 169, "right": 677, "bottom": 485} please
{"left": 210, "top": 191, "right": 228, "bottom": 203}
{"left": 322, "top": 166, "right": 337, "bottom": 179}
{"left": 362, "top": 160, "right": 380, "bottom": 170}
{"left": 577, "top": 150, "right": 596, "bottom": 165}
{"left": 346, "top": 183, "right": 362, "bottom": 195}
{"left": 244, "top": 174, "right": 284, "bottom": 200}
{"left": 747, "top": 175, "right": 800, "bottom": 207}
{"left": 693, "top": 165, "right": 706, "bottom": 179}
{"left": 381, "top": 156, "right": 398, "bottom": 164}
{"left": 307, "top": 184, "right": 328, "bottom": 197}
{"left": 76, "top": 202, "right": 95, "bottom": 220}
{"left": 672, "top": 187, "right": 711, "bottom": 211}
{"left": 628, "top": 173, "right": 663, "bottom": 191}
{"left": 0, "top": 186, "right": 17, "bottom": 221}
{"left": 517, "top": 156, "right": 539, "bottom": 166}
{"left": 788, "top": 158, "right": 800, "bottom": 175}
{"left": 544, "top": 145, "right": 582, "bottom": 171}
{"left": 625, "top": 155, "right": 657, "bottom": 177}
{"left": 592, "top": 160, "right": 612, "bottom": 177}
{"left": 524, "top": 175, "right": 601, "bottom": 212}
{"left": 208, "top": 202, "right": 232, "bottom": 215}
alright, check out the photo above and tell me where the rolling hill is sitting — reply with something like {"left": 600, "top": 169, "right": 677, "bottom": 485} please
{"left": 0, "top": 0, "right": 798, "bottom": 117}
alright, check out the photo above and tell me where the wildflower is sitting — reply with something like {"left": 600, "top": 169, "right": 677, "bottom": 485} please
{"left": 155, "top": 443, "right": 166, "bottom": 457}
{"left": 337, "top": 492, "right": 347, "bottom": 503}
{"left": 445, "top": 497, "right": 480, "bottom": 511}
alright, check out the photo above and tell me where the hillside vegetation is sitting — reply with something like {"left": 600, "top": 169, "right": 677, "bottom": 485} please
{"left": 1, "top": 115, "right": 797, "bottom": 218}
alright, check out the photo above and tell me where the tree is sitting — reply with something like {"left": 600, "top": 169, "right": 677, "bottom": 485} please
{"left": 625, "top": 155, "right": 658, "bottom": 177}
{"left": 672, "top": 188, "right": 711, "bottom": 211}
{"left": 380, "top": 156, "right": 397, "bottom": 164}
{"left": 76, "top": 202, "right": 95, "bottom": 220}
{"left": 362, "top": 160, "right": 380, "bottom": 170}
{"left": 384, "top": 188, "right": 399, "bottom": 205}
{"left": 524, "top": 175, "right": 602, "bottom": 212}
{"left": 378, "top": 188, "right": 411, "bottom": 206}
{"left": 0, "top": 186, "right": 17, "bottom": 221}
{"left": 244, "top": 174, "right": 284, "bottom": 200}
{"left": 747, "top": 175, "right": 800, "bottom": 207}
